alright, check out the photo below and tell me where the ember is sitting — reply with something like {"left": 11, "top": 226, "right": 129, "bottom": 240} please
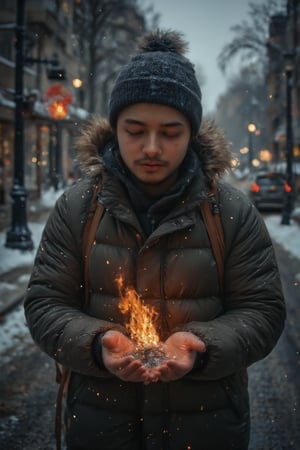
{"left": 116, "top": 276, "right": 167, "bottom": 366}
{"left": 132, "top": 345, "right": 168, "bottom": 367}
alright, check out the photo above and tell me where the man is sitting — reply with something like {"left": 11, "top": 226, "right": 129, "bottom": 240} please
{"left": 24, "top": 30, "right": 285, "bottom": 450}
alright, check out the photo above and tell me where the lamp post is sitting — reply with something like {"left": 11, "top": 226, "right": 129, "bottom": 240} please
{"left": 5, "top": 0, "right": 33, "bottom": 250}
{"left": 247, "top": 122, "right": 256, "bottom": 173}
{"left": 44, "top": 83, "right": 72, "bottom": 190}
{"left": 5, "top": 1, "right": 67, "bottom": 249}
{"left": 72, "top": 77, "right": 84, "bottom": 107}
{"left": 281, "top": 52, "right": 294, "bottom": 225}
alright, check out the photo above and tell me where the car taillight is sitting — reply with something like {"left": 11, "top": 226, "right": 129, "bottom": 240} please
{"left": 251, "top": 183, "right": 260, "bottom": 193}
{"left": 284, "top": 183, "right": 292, "bottom": 193}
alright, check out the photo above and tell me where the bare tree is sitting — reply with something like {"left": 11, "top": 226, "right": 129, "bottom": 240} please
{"left": 215, "top": 66, "right": 268, "bottom": 160}
{"left": 73, "top": 0, "right": 158, "bottom": 114}
{"left": 218, "top": 0, "right": 286, "bottom": 74}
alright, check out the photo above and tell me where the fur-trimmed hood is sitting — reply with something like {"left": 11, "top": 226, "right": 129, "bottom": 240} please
{"left": 75, "top": 116, "right": 233, "bottom": 184}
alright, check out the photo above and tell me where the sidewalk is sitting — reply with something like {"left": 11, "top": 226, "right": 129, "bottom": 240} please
{"left": 0, "top": 191, "right": 59, "bottom": 317}
{"left": 0, "top": 197, "right": 52, "bottom": 233}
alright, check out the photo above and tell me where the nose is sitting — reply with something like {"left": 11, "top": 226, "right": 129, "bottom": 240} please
{"left": 142, "top": 132, "right": 162, "bottom": 157}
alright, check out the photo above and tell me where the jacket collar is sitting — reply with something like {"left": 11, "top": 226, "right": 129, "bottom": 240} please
{"left": 101, "top": 142, "right": 205, "bottom": 236}
{"left": 75, "top": 116, "right": 233, "bottom": 187}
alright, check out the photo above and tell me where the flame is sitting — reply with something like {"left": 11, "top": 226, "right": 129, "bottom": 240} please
{"left": 116, "top": 276, "right": 160, "bottom": 350}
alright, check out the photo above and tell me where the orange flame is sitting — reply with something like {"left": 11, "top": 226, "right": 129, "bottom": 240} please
{"left": 116, "top": 276, "right": 160, "bottom": 350}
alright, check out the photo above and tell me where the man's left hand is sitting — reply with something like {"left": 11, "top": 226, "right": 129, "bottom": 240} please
{"left": 156, "top": 332, "right": 206, "bottom": 382}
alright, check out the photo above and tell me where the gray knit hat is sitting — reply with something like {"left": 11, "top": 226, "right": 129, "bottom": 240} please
{"left": 108, "top": 30, "right": 202, "bottom": 136}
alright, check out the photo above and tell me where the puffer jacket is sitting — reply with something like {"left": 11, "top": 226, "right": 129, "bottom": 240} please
{"left": 24, "top": 118, "right": 286, "bottom": 450}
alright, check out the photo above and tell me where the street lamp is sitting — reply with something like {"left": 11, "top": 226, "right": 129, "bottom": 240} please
{"left": 5, "top": 0, "right": 33, "bottom": 250}
{"left": 72, "top": 77, "right": 83, "bottom": 89}
{"left": 5, "top": 0, "right": 67, "bottom": 249}
{"left": 247, "top": 122, "right": 256, "bottom": 173}
{"left": 72, "top": 77, "right": 84, "bottom": 107}
{"left": 281, "top": 52, "right": 294, "bottom": 225}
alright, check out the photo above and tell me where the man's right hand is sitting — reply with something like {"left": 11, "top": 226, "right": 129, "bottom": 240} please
{"left": 101, "top": 330, "right": 156, "bottom": 383}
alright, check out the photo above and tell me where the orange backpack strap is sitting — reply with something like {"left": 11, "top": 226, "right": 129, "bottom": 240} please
{"left": 55, "top": 181, "right": 104, "bottom": 450}
{"left": 200, "top": 183, "right": 225, "bottom": 289}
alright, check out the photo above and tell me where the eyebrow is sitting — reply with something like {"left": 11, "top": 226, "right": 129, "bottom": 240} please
{"left": 123, "top": 118, "right": 185, "bottom": 127}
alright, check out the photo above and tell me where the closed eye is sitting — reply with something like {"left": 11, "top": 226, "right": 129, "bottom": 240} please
{"left": 162, "top": 132, "right": 181, "bottom": 139}
{"left": 126, "top": 129, "right": 144, "bottom": 136}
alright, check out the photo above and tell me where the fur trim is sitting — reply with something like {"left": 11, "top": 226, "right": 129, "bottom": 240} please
{"left": 75, "top": 115, "right": 233, "bottom": 183}
{"left": 192, "top": 120, "right": 234, "bottom": 182}
{"left": 75, "top": 116, "right": 113, "bottom": 177}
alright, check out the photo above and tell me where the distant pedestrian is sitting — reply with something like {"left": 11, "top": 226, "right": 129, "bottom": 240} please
{"left": 24, "top": 29, "right": 286, "bottom": 450}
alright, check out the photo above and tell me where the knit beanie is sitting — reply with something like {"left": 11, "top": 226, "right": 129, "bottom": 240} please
{"left": 108, "top": 30, "right": 202, "bottom": 136}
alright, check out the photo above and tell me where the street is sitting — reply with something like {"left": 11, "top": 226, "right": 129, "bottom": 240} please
{"left": 248, "top": 242, "right": 300, "bottom": 450}
{"left": 0, "top": 232, "right": 299, "bottom": 450}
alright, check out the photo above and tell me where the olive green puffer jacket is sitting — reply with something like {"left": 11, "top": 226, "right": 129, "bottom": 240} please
{"left": 24, "top": 119, "right": 285, "bottom": 450}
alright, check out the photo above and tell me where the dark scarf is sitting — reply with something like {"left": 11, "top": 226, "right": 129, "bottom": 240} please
{"left": 102, "top": 143, "right": 201, "bottom": 236}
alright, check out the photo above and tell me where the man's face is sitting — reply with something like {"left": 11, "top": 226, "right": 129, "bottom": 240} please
{"left": 116, "top": 103, "right": 191, "bottom": 195}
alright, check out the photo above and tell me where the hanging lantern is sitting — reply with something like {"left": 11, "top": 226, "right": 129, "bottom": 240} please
{"left": 47, "top": 101, "right": 69, "bottom": 120}
{"left": 44, "top": 83, "right": 73, "bottom": 120}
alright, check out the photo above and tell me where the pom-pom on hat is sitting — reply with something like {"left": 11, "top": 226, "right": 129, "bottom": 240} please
{"left": 108, "top": 30, "right": 202, "bottom": 136}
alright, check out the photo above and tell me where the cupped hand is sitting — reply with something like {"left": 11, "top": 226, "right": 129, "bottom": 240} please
{"left": 101, "top": 330, "right": 152, "bottom": 383}
{"left": 157, "top": 332, "right": 206, "bottom": 382}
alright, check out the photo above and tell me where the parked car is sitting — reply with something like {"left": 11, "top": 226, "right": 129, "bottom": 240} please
{"left": 249, "top": 172, "right": 292, "bottom": 211}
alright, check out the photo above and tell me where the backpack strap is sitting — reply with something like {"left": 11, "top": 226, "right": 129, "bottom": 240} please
{"left": 82, "top": 200, "right": 105, "bottom": 310}
{"left": 55, "top": 181, "right": 104, "bottom": 450}
{"left": 55, "top": 363, "right": 71, "bottom": 450}
{"left": 200, "top": 183, "right": 225, "bottom": 289}
{"left": 83, "top": 183, "right": 224, "bottom": 292}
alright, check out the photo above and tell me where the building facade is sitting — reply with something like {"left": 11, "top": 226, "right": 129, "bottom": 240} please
{"left": 266, "top": 0, "right": 300, "bottom": 172}
{"left": 0, "top": 0, "right": 89, "bottom": 205}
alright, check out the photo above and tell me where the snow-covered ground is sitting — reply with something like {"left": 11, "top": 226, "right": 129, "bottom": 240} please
{"left": 264, "top": 213, "right": 300, "bottom": 262}
{"left": 0, "top": 188, "right": 300, "bottom": 359}
{"left": 0, "top": 188, "right": 63, "bottom": 274}
{"left": 0, "top": 189, "right": 63, "bottom": 361}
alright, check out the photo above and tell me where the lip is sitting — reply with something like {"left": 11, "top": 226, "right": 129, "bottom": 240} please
{"left": 137, "top": 160, "right": 165, "bottom": 172}
{"left": 139, "top": 163, "right": 163, "bottom": 173}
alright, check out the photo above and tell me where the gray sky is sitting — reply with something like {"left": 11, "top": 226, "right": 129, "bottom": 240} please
{"left": 145, "top": 0, "right": 252, "bottom": 113}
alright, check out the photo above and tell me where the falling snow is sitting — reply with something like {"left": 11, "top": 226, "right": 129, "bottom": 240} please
{"left": 0, "top": 187, "right": 300, "bottom": 360}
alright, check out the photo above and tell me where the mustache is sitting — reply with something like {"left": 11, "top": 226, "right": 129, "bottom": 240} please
{"left": 135, "top": 158, "right": 167, "bottom": 165}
